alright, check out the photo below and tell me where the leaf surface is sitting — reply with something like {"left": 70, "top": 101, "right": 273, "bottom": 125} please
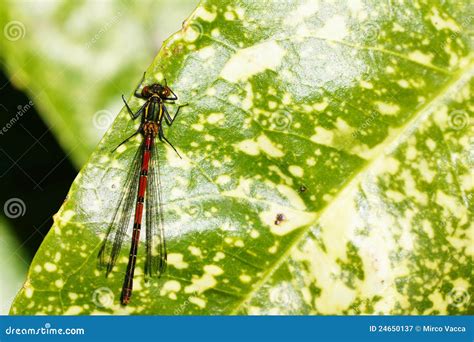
{"left": 11, "top": 0, "right": 473, "bottom": 314}
{"left": 0, "top": 217, "right": 28, "bottom": 314}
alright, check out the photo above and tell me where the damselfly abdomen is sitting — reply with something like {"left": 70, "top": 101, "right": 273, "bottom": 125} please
{"left": 99, "top": 73, "right": 187, "bottom": 305}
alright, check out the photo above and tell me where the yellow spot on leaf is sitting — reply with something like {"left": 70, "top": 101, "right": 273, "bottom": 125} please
{"left": 289, "top": 165, "right": 304, "bottom": 178}
{"left": 188, "top": 246, "right": 203, "bottom": 257}
{"left": 168, "top": 253, "right": 189, "bottom": 269}
{"left": 189, "top": 296, "right": 207, "bottom": 308}
{"left": 397, "top": 80, "right": 410, "bottom": 88}
{"left": 207, "top": 112, "right": 225, "bottom": 124}
{"left": 204, "top": 265, "right": 223, "bottom": 276}
{"left": 257, "top": 135, "right": 284, "bottom": 157}
{"left": 313, "top": 98, "right": 329, "bottom": 111}
{"left": 64, "top": 306, "right": 83, "bottom": 315}
{"left": 408, "top": 50, "right": 434, "bottom": 65}
{"left": 250, "top": 229, "right": 260, "bottom": 238}
{"left": 44, "top": 262, "right": 57, "bottom": 272}
{"left": 195, "top": 7, "right": 217, "bottom": 22}
{"left": 360, "top": 80, "right": 373, "bottom": 89}
{"left": 185, "top": 274, "right": 216, "bottom": 294}
{"left": 213, "top": 252, "right": 225, "bottom": 262}
{"left": 60, "top": 210, "right": 75, "bottom": 223}
{"left": 24, "top": 284, "right": 34, "bottom": 298}
{"left": 235, "top": 139, "right": 260, "bottom": 155}
{"left": 310, "top": 127, "right": 334, "bottom": 146}
{"left": 430, "top": 8, "right": 460, "bottom": 31}
{"left": 160, "top": 280, "right": 181, "bottom": 296}
{"left": 220, "top": 41, "right": 285, "bottom": 82}
{"left": 375, "top": 101, "right": 400, "bottom": 115}
{"left": 239, "top": 274, "right": 252, "bottom": 283}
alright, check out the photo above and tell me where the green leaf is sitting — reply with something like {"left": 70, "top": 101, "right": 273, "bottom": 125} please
{"left": 0, "top": 217, "right": 28, "bottom": 314}
{"left": 11, "top": 0, "right": 473, "bottom": 314}
{"left": 0, "top": 0, "right": 197, "bottom": 167}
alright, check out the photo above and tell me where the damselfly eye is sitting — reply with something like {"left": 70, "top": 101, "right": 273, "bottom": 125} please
{"left": 141, "top": 86, "right": 150, "bottom": 97}
{"left": 161, "top": 87, "right": 170, "bottom": 97}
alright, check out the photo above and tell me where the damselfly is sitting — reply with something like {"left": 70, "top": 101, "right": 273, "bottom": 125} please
{"left": 99, "top": 73, "right": 186, "bottom": 305}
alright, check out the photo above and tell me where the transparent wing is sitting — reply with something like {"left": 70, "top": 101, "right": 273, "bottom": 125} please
{"left": 145, "top": 139, "right": 167, "bottom": 277}
{"left": 98, "top": 143, "right": 142, "bottom": 276}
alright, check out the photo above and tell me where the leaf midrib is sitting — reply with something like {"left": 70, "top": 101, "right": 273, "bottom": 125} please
{"left": 230, "top": 58, "right": 474, "bottom": 314}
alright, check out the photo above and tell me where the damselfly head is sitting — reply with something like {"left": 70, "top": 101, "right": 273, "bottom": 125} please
{"left": 142, "top": 84, "right": 171, "bottom": 99}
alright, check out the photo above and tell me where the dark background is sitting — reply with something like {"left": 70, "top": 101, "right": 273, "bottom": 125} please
{"left": 0, "top": 70, "right": 76, "bottom": 261}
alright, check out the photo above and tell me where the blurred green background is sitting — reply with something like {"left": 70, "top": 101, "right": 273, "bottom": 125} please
{"left": 0, "top": 0, "right": 198, "bottom": 314}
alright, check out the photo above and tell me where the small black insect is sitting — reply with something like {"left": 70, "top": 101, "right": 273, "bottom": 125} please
{"left": 274, "top": 213, "right": 286, "bottom": 225}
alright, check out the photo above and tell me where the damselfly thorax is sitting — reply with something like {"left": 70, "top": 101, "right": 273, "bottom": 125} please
{"left": 143, "top": 95, "right": 165, "bottom": 123}
{"left": 143, "top": 121, "right": 159, "bottom": 136}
